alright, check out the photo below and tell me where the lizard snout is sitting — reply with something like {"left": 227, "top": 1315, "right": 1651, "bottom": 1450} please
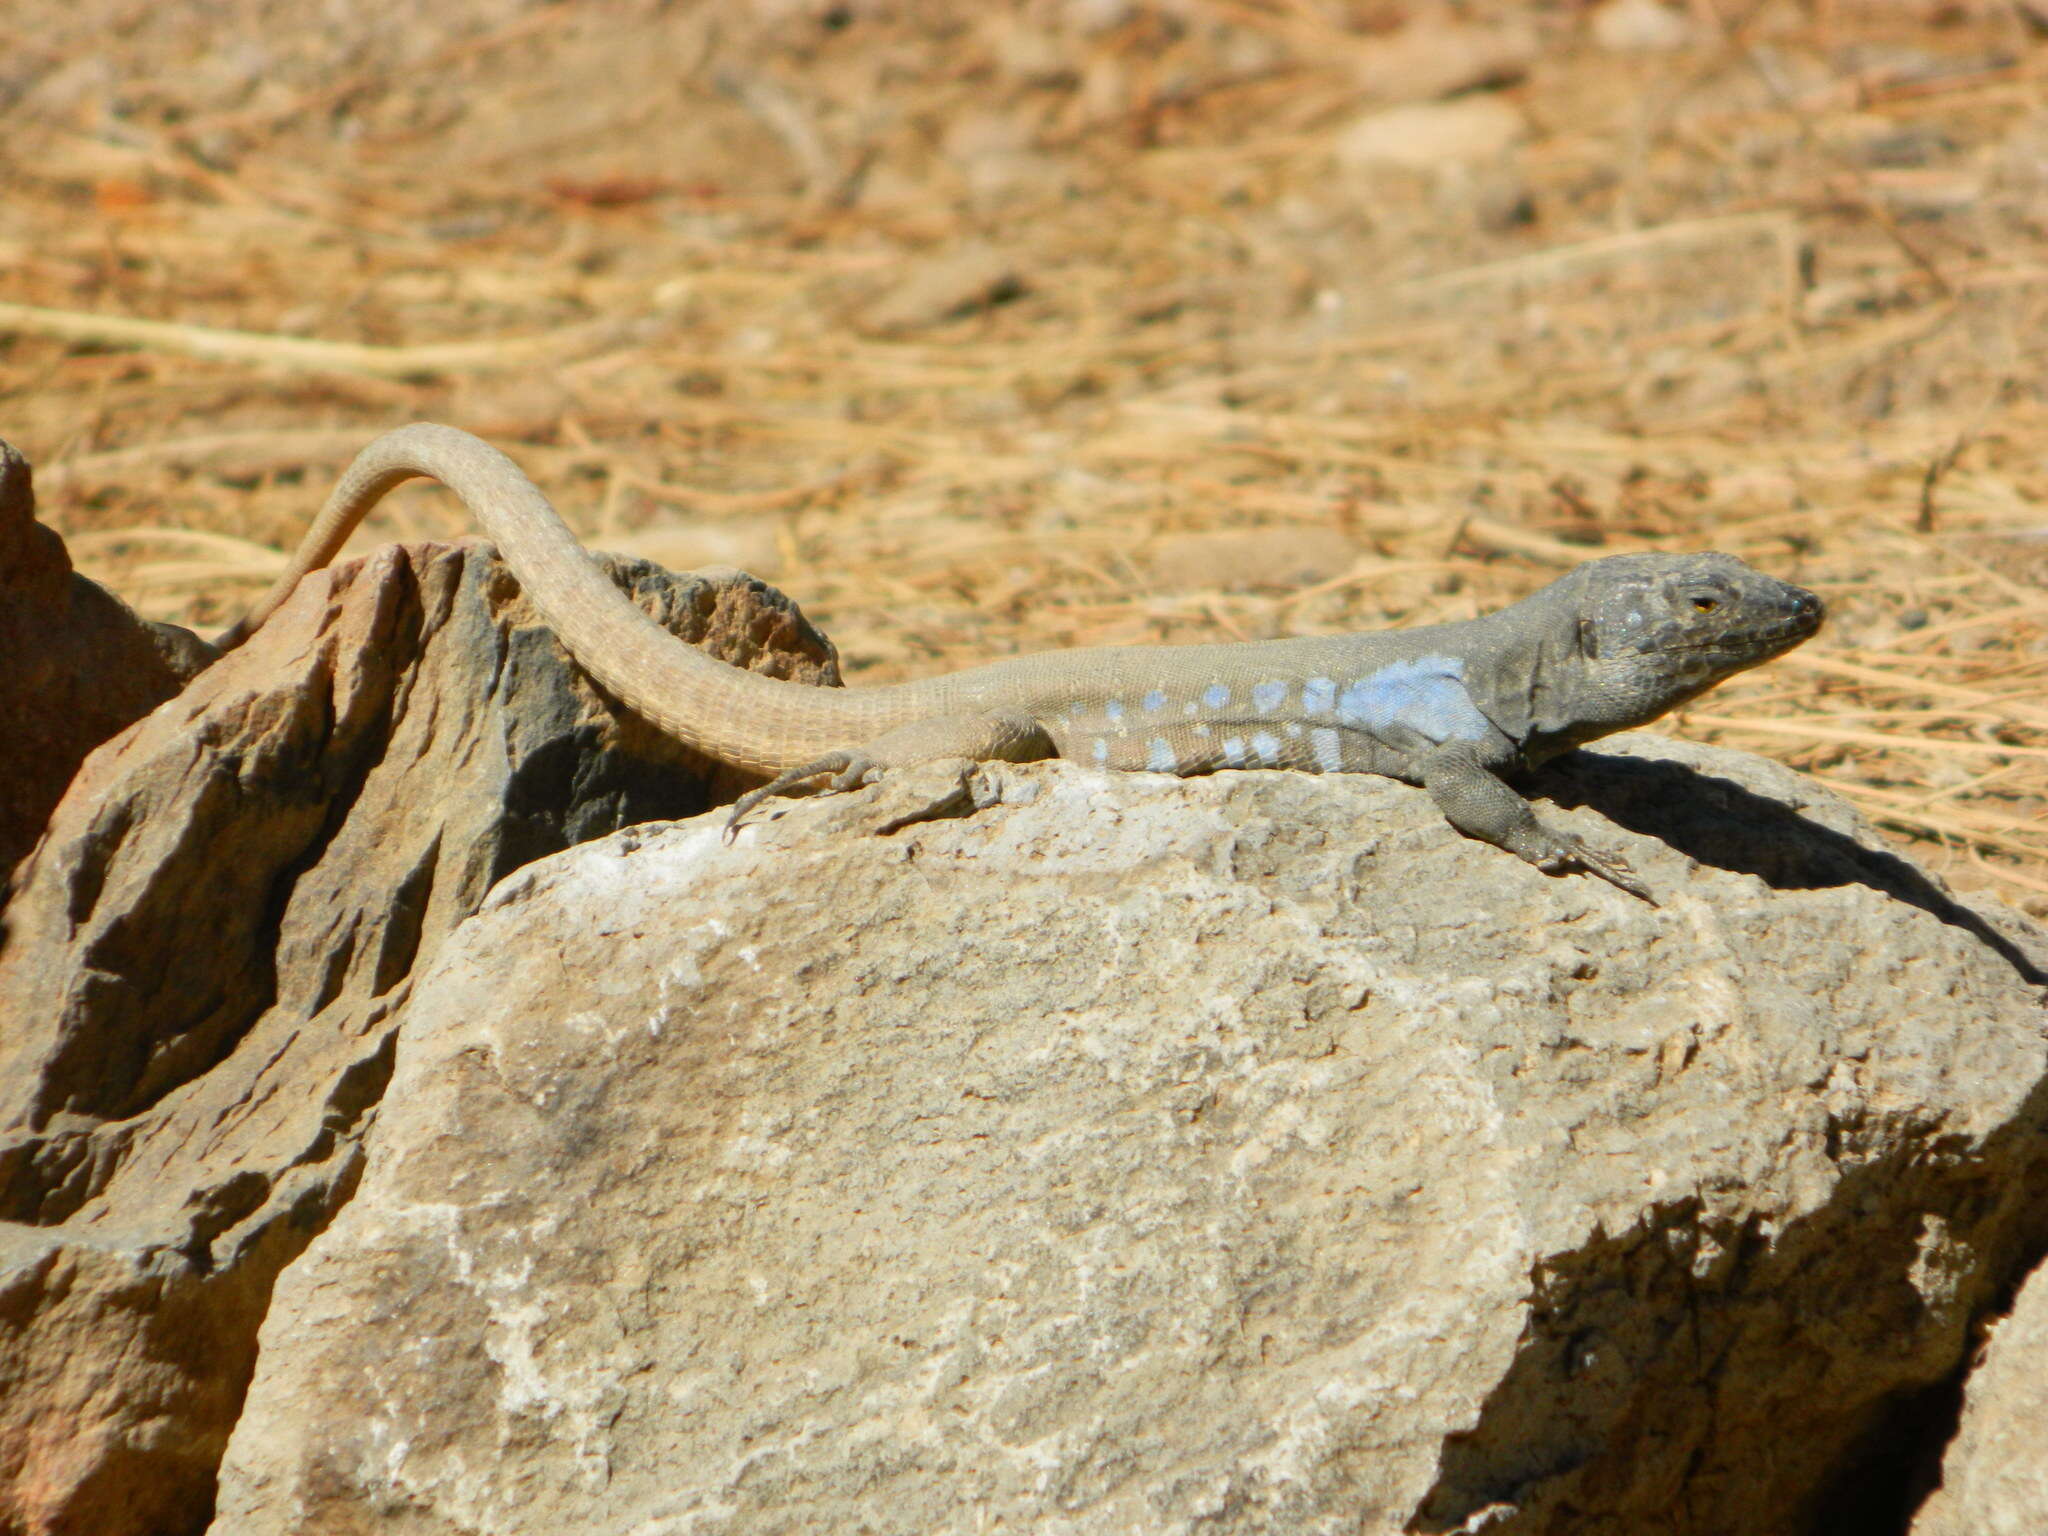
{"left": 1781, "top": 582, "right": 1825, "bottom": 638}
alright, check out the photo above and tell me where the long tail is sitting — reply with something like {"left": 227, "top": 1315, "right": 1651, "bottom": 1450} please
{"left": 218, "top": 423, "right": 878, "bottom": 773}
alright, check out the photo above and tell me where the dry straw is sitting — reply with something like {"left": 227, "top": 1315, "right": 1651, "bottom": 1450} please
{"left": 5, "top": 0, "right": 2047, "bottom": 906}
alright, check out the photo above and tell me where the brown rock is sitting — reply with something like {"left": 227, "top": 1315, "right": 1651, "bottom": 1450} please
{"left": 1349, "top": 17, "right": 1537, "bottom": 104}
{"left": 1912, "top": 1260, "right": 2048, "bottom": 1536}
{"left": 0, "top": 436, "right": 213, "bottom": 888}
{"left": 209, "top": 737, "right": 2048, "bottom": 1535}
{"left": 0, "top": 541, "right": 838, "bottom": 1536}
{"left": 858, "top": 243, "right": 1025, "bottom": 335}
{"left": 1335, "top": 95, "right": 1529, "bottom": 175}
{"left": 1590, "top": 0, "right": 1696, "bottom": 53}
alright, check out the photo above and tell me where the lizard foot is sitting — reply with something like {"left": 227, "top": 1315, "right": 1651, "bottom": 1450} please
{"left": 1535, "top": 834, "right": 1656, "bottom": 905}
{"left": 724, "top": 751, "right": 880, "bottom": 840}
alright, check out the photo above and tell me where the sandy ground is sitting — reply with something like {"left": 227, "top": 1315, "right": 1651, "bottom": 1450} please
{"left": 5, "top": 0, "right": 2048, "bottom": 908}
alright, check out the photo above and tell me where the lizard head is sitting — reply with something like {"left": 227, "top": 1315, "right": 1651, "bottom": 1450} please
{"left": 1536, "top": 551, "right": 1824, "bottom": 737}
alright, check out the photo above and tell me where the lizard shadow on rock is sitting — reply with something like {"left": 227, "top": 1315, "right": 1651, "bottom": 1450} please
{"left": 1531, "top": 748, "right": 2047, "bottom": 988}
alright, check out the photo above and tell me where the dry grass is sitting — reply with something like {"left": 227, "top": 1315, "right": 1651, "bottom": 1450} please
{"left": 7, "top": 0, "right": 2048, "bottom": 909}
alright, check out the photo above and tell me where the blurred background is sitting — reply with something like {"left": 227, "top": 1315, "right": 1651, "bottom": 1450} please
{"left": 4, "top": 0, "right": 2048, "bottom": 905}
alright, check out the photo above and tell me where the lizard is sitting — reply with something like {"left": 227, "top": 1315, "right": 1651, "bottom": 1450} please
{"left": 219, "top": 423, "right": 1825, "bottom": 901}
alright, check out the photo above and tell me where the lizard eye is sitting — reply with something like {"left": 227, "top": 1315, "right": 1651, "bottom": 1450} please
{"left": 1691, "top": 596, "right": 1719, "bottom": 613}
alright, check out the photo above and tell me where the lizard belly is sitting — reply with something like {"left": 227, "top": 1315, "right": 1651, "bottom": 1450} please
{"left": 1038, "top": 657, "right": 1500, "bottom": 778}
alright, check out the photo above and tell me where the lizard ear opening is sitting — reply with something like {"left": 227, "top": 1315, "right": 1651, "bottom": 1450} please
{"left": 1577, "top": 616, "right": 1601, "bottom": 659}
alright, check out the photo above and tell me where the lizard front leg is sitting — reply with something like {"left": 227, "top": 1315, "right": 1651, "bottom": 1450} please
{"left": 1417, "top": 743, "right": 1654, "bottom": 903}
{"left": 726, "top": 713, "right": 1055, "bottom": 836}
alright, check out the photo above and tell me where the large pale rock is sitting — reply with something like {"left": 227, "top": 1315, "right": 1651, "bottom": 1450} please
{"left": 0, "top": 436, "right": 212, "bottom": 886}
{"left": 210, "top": 738, "right": 2048, "bottom": 1535}
{"left": 1912, "top": 1260, "right": 2048, "bottom": 1535}
{"left": 0, "top": 542, "right": 838, "bottom": 1536}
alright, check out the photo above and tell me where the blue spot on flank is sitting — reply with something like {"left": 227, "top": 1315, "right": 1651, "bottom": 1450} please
{"left": 1310, "top": 727, "right": 1343, "bottom": 772}
{"left": 1222, "top": 736, "right": 1246, "bottom": 766}
{"left": 1251, "top": 731, "right": 1282, "bottom": 765}
{"left": 1252, "top": 680, "right": 1287, "bottom": 714}
{"left": 1336, "top": 655, "right": 1492, "bottom": 744}
{"left": 1202, "top": 683, "right": 1230, "bottom": 711}
{"left": 1146, "top": 738, "right": 1176, "bottom": 772}
{"left": 1105, "top": 700, "right": 1124, "bottom": 722}
{"left": 1143, "top": 689, "right": 1168, "bottom": 712}
{"left": 1092, "top": 738, "right": 1109, "bottom": 764}
{"left": 1301, "top": 676, "right": 1336, "bottom": 715}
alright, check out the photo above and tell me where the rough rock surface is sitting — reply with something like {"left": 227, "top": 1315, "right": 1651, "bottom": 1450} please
{"left": 0, "top": 542, "right": 839, "bottom": 1536}
{"left": 0, "top": 436, "right": 213, "bottom": 887}
{"left": 1912, "top": 1258, "right": 2048, "bottom": 1536}
{"left": 209, "top": 738, "right": 2048, "bottom": 1536}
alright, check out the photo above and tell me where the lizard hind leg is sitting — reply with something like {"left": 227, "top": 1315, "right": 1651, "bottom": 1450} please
{"left": 724, "top": 712, "right": 1055, "bottom": 838}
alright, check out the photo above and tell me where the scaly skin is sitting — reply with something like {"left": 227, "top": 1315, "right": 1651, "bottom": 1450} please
{"left": 223, "top": 424, "right": 1825, "bottom": 899}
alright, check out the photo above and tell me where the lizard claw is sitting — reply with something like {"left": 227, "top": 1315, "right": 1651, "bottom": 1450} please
{"left": 724, "top": 751, "right": 881, "bottom": 841}
{"left": 1539, "top": 835, "right": 1656, "bottom": 904}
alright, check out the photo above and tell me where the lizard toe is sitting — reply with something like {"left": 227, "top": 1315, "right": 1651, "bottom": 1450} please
{"left": 1546, "top": 835, "right": 1655, "bottom": 904}
{"left": 725, "top": 750, "right": 873, "bottom": 840}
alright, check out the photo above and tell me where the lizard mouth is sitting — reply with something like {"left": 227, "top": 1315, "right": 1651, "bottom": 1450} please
{"left": 1683, "top": 628, "right": 1813, "bottom": 663}
{"left": 1645, "top": 589, "right": 1822, "bottom": 669}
